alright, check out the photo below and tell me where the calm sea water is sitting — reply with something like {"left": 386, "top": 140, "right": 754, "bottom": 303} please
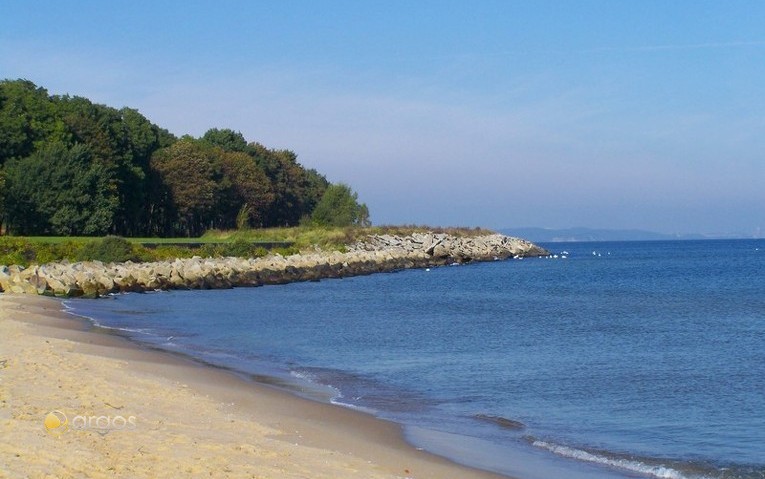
{"left": 66, "top": 240, "right": 765, "bottom": 479}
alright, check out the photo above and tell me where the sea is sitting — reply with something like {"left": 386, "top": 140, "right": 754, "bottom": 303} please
{"left": 64, "top": 239, "right": 765, "bottom": 479}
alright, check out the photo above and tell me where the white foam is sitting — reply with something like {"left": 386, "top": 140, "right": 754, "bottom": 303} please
{"left": 289, "top": 370, "right": 315, "bottom": 381}
{"left": 329, "top": 397, "right": 378, "bottom": 415}
{"left": 532, "top": 440, "right": 708, "bottom": 479}
{"left": 60, "top": 301, "right": 99, "bottom": 324}
{"left": 109, "top": 326, "right": 150, "bottom": 334}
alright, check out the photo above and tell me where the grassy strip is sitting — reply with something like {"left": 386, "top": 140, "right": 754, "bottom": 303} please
{"left": 0, "top": 237, "right": 291, "bottom": 268}
{"left": 22, "top": 236, "right": 278, "bottom": 245}
{"left": 2, "top": 225, "right": 495, "bottom": 268}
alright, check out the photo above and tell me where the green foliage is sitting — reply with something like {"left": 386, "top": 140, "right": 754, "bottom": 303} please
{"left": 236, "top": 204, "right": 252, "bottom": 230}
{"left": 219, "top": 151, "right": 273, "bottom": 227}
{"left": 0, "top": 80, "right": 61, "bottom": 163}
{"left": 248, "top": 144, "right": 329, "bottom": 226}
{"left": 310, "top": 183, "right": 370, "bottom": 227}
{"left": 0, "top": 79, "right": 180, "bottom": 237}
{"left": 0, "top": 168, "right": 6, "bottom": 231}
{"left": 272, "top": 245, "right": 300, "bottom": 256}
{"left": 220, "top": 239, "right": 268, "bottom": 258}
{"left": 141, "top": 245, "right": 185, "bottom": 262}
{"left": 115, "top": 107, "right": 175, "bottom": 235}
{"left": 0, "top": 236, "right": 82, "bottom": 267}
{"left": 150, "top": 138, "right": 223, "bottom": 237}
{"left": 4, "top": 141, "right": 119, "bottom": 235}
{"left": 197, "top": 239, "right": 269, "bottom": 259}
{"left": 0, "top": 236, "right": 36, "bottom": 266}
{"left": 149, "top": 137, "right": 276, "bottom": 235}
{"left": 201, "top": 128, "right": 248, "bottom": 152}
{"left": 45, "top": 240, "right": 82, "bottom": 263}
{"left": 0, "top": 79, "right": 364, "bottom": 238}
{"left": 76, "top": 236, "right": 139, "bottom": 263}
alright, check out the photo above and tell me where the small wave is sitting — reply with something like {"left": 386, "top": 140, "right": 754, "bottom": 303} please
{"left": 84, "top": 320, "right": 153, "bottom": 335}
{"left": 109, "top": 326, "right": 152, "bottom": 334}
{"left": 290, "top": 369, "right": 317, "bottom": 381}
{"left": 329, "top": 397, "right": 378, "bottom": 415}
{"left": 531, "top": 440, "right": 711, "bottom": 479}
{"left": 60, "top": 301, "right": 102, "bottom": 324}
{"left": 474, "top": 414, "right": 526, "bottom": 430}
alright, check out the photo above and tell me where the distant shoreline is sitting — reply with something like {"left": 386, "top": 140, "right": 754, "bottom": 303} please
{"left": 501, "top": 227, "right": 761, "bottom": 243}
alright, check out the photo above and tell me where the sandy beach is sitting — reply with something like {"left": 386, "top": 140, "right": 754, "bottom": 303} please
{"left": 0, "top": 293, "right": 510, "bottom": 479}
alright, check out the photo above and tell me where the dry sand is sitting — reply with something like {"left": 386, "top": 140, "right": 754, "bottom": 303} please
{"left": 0, "top": 294, "right": 511, "bottom": 479}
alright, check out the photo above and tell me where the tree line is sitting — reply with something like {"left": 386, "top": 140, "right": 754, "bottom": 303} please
{"left": 0, "top": 79, "right": 369, "bottom": 237}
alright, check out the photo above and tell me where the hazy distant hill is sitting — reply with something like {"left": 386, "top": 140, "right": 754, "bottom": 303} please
{"left": 500, "top": 227, "right": 707, "bottom": 243}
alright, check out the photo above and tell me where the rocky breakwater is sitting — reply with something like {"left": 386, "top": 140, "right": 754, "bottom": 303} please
{"left": 0, "top": 233, "right": 548, "bottom": 297}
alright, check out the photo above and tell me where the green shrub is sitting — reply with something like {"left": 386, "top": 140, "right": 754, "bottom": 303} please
{"left": 147, "top": 245, "right": 191, "bottom": 261}
{"left": 0, "top": 236, "right": 34, "bottom": 266}
{"left": 51, "top": 241, "right": 85, "bottom": 263}
{"left": 30, "top": 242, "right": 60, "bottom": 265}
{"left": 213, "top": 239, "right": 268, "bottom": 258}
{"left": 76, "top": 236, "right": 139, "bottom": 263}
{"left": 219, "top": 239, "right": 250, "bottom": 258}
{"left": 272, "top": 245, "right": 300, "bottom": 257}
{"left": 199, "top": 243, "right": 222, "bottom": 258}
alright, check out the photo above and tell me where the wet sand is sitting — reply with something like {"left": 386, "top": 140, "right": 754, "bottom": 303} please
{"left": 0, "top": 293, "right": 512, "bottom": 479}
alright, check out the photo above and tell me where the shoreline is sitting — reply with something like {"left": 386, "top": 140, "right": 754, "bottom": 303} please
{"left": 0, "top": 293, "right": 514, "bottom": 479}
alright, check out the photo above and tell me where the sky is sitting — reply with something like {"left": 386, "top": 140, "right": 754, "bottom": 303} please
{"left": 2, "top": 1, "right": 764, "bottom": 236}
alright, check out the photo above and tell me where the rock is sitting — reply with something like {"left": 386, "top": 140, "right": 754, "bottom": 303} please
{"left": 0, "top": 266, "right": 11, "bottom": 293}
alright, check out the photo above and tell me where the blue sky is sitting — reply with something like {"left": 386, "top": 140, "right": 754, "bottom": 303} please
{"left": 2, "top": 1, "right": 764, "bottom": 235}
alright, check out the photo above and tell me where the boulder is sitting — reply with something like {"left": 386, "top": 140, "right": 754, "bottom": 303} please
{"left": 0, "top": 266, "right": 11, "bottom": 293}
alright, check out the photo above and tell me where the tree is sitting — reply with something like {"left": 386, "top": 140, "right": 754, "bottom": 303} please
{"left": 201, "top": 128, "right": 248, "bottom": 152}
{"left": 303, "top": 168, "right": 331, "bottom": 215}
{"left": 357, "top": 203, "right": 371, "bottom": 227}
{"left": 249, "top": 144, "right": 329, "bottom": 226}
{"left": 0, "top": 79, "right": 364, "bottom": 237}
{"left": 219, "top": 151, "right": 274, "bottom": 228}
{"left": 0, "top": 168, "right": 6, "bottom": 233}
{"left": 116, "top": 107, "right": 175, "bottom": 235}
{"left": 0, "top": 80, "right": 179, "bottom": 236}
{"left": 0, "top": 80, "right": 65, "bottom": 164}
{"left": 150, "top": 138, "right": 223, "bottom": 236}
{"left": 310, "top": 183, "right": 370, "bottom": 227}
{"left": 3, "top": 141, "right": 119, "bottom": 235}
{"left": 56, "top": 97, "right": 146, "bottom": 235}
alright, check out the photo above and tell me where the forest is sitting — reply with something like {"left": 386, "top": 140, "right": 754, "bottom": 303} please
{"left": 0, "top": 79, "right": 369, "bottom": 237}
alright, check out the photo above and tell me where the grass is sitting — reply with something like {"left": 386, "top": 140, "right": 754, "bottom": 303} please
{"left": 22, "top": 236, "right": 275, "bottom": 245}
{"left": 1, "top": 225, "right": 496, "bottom": 267}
